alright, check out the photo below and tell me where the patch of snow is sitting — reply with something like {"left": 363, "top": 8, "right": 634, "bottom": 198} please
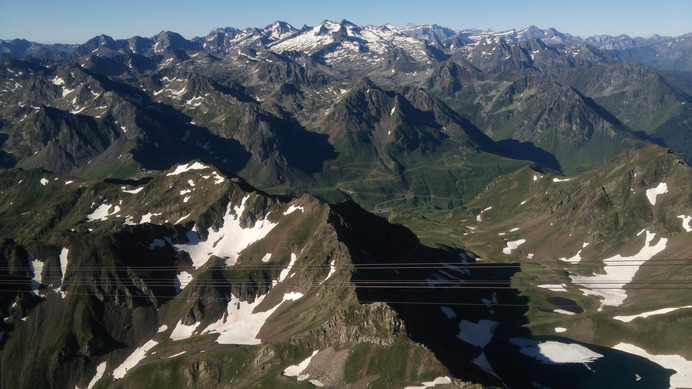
{"left": 87, "top": 203, "right": 121, "bottom": 221}
{"left": 49, "top": 76, "right": 65, "bottom": 86}
{"left": 324, "top": 260, "right": 336, "bottom": 281}
{"left": 157, "top": 324, "right": 168, "bottom": 333}
{"left": 112, "top": 339, "right": 158, "bottom": 380}
{"left": 646, "top": 182, "right": 668, "bottom": 205}
{"left": 175, "top": 196, "right": 277, "bottom": 268}
{"left": 284, "top": 350, "right": 319, "bottom": 380}
{"left": 212, "top": 172, "right": 225, "bottom": 184}
{"left": 678, "top": 215, "right": 692, "bottom": 232}
{"left": 283, "top": 205, "right": 304, "bottom": 215}
{"left": 309, "top": 380, "right": 324, "bottom": 387}
{"left": 509, "top": 227, "right": 520, "bottom": 232}
{"left": 527, "top": 253, "right": 534, "bottom": 259}
{"left": 554, "top": 309, "right": 576, "bottom": 315}
{"left": 40, "top": 178, "right": 49, "bottom": 186}
{"left": 170, "top": 320, "right": 201, "bottom": 341}
{"left": 404, "top": 376, "right": 453, "bottom": 389}
{"left": 283, "top": 292, "right": 304, "bottom": 301}
{"left": 614, "top": 343, "right": 692, "bottom": 388}
{"left": 537, "top": 284, "right": 567, "bottom": 292}
{"left": 457, "top": 320, "right": 498, "bottom": 348}
{"left": 29, "top": 258, "right": 43, "bottom": 295}
{"left": 166, "top": 351, "right": 187, "bottom": 359}
{"left": 166, "top": 162, "right": 209, "bottom": 176}
{"left": 570, "top": 231, "right": 667, "bottom": 310}
{"left": 614, "top": 306, "right": 692, "bottom": 323}
{"left": 87, "top": 361, "right": 107, "bottom": 389}
{"left": 62, "top": 87, "right": 74, "bottom": 97}
{"left": 169, "top": 86, "right": 187, "bottom": 97}
{"left": 390, "top": 106, "right": 396, "bottom": 115}
{"left": 502, "top": 239, "right": 526, "bottom": 254}
{"left": 122, "top": 187, "right": 143, "bottom": 194}
{"left": 174, "top": 271, "right": 193, "bottom": 293}
{"left": 59, "top": 248, "right": 69, "bottom": 289}
{"left": 558, "top": 249, "right": 583, "bottom": 264}
{"left": 476, "top": 206, "right": 492, "bottom": 222}
{"left": 261, "top": 253, "right": 271, "bottom": 263}
{"left": 174, "top": 214, "right": 190, "bottom": 224}
{"left": 554, "top": 327, "right": 567, "bottom": 333}
{"left": 441, "top": 306, "right": 456, "bottom": 319}
{"left": 204, "top": 291, "right": 303, "bottom": 345}
{"left": 510, "top": 338, "right": 602, "bottom": 364}
{"left": 140, "top": 212, "right": 161, "bottom": 224}
{"left": 552, "top": 177, "right": 571, "bottom": 182}
{"left": 276, "top": 253, "right": 298, "bottom": 285}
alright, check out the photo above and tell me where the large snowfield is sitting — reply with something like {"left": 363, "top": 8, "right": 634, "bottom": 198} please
{"left": 174, "top": 195, "right": 277, "bottom": 268}
{"left": 569, "top": 230, "right": 667, "bottom": 310}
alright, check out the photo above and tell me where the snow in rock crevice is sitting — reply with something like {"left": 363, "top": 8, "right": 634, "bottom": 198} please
{"left": 166, "top": 351, "right": 187, "bottom": 359}
{"left": 29, "top": 258, "right": 43, "bottom": 296}
{"left": 275, "top": 253, "right": 298, "bottom": 285}
{"left": 86, "top": 361, "right": 107, "bottom": 389}
{"left": 112, "top": 339, "right": 158, "bottom": 380}
{"left": 614, "top": 305, "right": 692, "bottom": 323}
{"left": 323, "top": 260, "right": 336, "bottom": 281}
{"left": 58, "top": 248, "right": 69, "bottom": 295}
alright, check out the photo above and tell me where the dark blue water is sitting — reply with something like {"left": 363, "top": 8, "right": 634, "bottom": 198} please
{"left": 547, "top": 297, "right": 584, "bottom": 314}
{"left": 485, "top": 335, "right": 673, "bottom": 388}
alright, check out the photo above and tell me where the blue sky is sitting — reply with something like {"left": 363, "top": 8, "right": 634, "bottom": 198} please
{"left": 1, "top": 0, "right": 690, "bottom": 43}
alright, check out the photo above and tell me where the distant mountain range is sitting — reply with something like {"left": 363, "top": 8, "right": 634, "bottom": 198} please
{"left": 2, "top": 22, "right": 688, "bottom": 57}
